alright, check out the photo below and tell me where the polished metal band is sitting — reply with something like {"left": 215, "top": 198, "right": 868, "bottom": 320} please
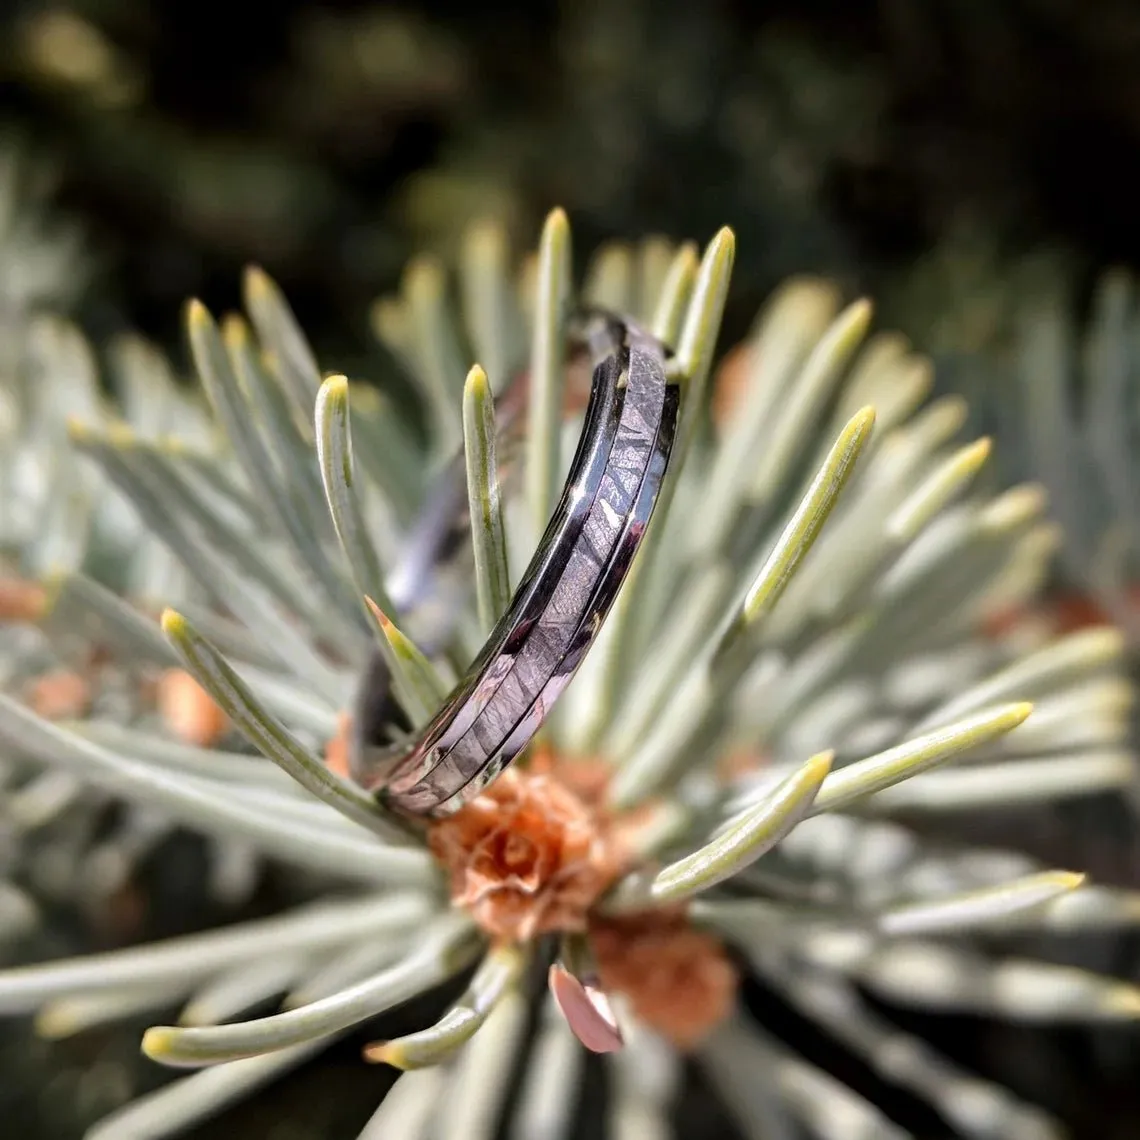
{"left": 351, "top": 312, "right": 678, "bottom": 818}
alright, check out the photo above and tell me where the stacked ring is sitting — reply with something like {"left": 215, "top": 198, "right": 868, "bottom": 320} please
{"left": 351, "top": 311, "right": 679, "bottom": 818}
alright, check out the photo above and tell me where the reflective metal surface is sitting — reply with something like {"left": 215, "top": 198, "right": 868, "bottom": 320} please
{"left": 351, "top": 312, "right": 678, "bottom": 818}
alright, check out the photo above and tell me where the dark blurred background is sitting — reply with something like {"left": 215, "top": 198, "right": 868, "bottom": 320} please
{"left": 5, "top": 1, "right": 1140, "bottom": 1137}
{"left": 7, "top": 0, "right": 1140, "bottom": 358}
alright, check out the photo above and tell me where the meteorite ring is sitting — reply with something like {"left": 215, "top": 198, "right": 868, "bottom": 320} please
{"left": 354, "top": 311, "right": 679, "bottom": 818}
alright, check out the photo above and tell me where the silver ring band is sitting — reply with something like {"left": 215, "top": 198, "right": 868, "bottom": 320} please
{"left": 352, "top": 312, "right": 678, "bottom": 818}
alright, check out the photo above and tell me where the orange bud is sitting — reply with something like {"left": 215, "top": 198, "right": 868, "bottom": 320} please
{"left": 26, "top": 670, "right": 92, "bottom": 720}
{"left": 0, "top": 577, "right": 47, "bottom": 623}
{"left": 324, "top": 711, "right": 353, "bottom": 779}
{"left": 711, "top": 341, "right": 754, "bottom": 432}
{"left": 156, "top": 669, "right": 230, "bottom": 747}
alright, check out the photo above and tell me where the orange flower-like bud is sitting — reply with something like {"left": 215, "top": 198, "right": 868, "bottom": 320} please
{"left": 156, "top": 669, "right": 230, "bottom": 747}
{"left": 25, "top": 670, "right": 92, "bottom": 720}
{"left": 716, "top": 748, "right": 766, "bottom": 783}
{"left": 711, "top": 341, "right": 754, "bottom": 433}
{"left": 0, "top": 576, "right": 47, "bottom": 623}
{"left": 324, "top": 711, "right": 353, "bottom": 779}
{"left": 527, "top": 746, "right": 612, "bottom": 806}
{"left": 428, "top": 767, "right": 624, "bottom": 942}
{"left": 590, "top": 909, "right": 739, "bottom": 1049}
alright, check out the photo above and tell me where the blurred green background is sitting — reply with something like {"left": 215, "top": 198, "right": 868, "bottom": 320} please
{"left": 7, "top": 0, "right": 1140, "bottom": 358}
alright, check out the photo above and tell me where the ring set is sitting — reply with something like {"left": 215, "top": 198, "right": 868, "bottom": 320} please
{"left": 350, "top": 312, "right": 678, "bottom": 818}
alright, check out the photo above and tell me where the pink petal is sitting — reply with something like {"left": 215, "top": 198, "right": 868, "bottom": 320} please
{"left": 548, "top": 963, "right": 624, "bottom": 1054}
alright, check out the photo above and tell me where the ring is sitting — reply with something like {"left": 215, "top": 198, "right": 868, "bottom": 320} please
{"left": 351, "top": 311, "right": 678, "bottom": 818}
{"left": 347, "top": 322, "right": 601, "bottom": 758}
{"left": 384, "top": 327, "right": 596, "bottom": 640}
